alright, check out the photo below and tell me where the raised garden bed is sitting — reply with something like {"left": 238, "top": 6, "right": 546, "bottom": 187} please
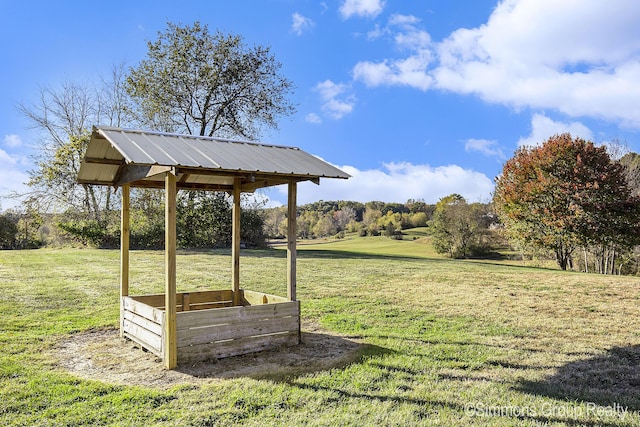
{"left": 122, "top": 289, "right": 300, "bottom": 362}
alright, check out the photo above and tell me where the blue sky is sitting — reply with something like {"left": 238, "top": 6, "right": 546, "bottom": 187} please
{"left": 2, "top": 0, "right": 640, "bottom": 209}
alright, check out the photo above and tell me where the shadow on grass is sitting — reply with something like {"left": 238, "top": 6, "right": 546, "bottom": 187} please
{"left": 280, "top": 360, "right": 628, "bottom": 427}
{"left": 173, "top": 331, "right": 392, "bottom": 382}
{"left": 175, "top": 247, "right": 562, "bottom": 273}
{"left": 176, "top": 247, "right": 452, "bottom": 263}
{"left": 517, "top": 345, "right": 640, "bottom": 412}
{"left": 282, "top": 378, "right": 468, "bottom": 420}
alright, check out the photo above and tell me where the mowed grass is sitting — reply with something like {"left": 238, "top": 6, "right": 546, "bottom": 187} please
{"left": 1, "top": 236, "right": 640, "bottom": 426}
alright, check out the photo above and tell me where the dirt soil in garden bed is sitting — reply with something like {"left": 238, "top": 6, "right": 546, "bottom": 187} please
{"left": 53, "top": 322, "right": 365, "bottom": 389}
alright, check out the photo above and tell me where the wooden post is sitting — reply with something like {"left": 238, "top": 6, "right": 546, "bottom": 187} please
{"left": 164, "top": 171, "right": 177, "bottom": 369}
{"left": 287, "top": 180, "right": 297, "bottom": 301}
{"left": 232, "top": 177, "right": 241, "bottom": 306}
{"left": 120, "top": 184, "right": 130, "bottom": 338}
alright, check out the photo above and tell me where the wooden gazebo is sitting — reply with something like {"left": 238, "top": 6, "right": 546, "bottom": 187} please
{"left": 77, "top": 126, "right": 349, "bottom": 369}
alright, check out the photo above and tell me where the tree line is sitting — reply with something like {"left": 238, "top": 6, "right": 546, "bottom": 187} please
{"left": 263, "top": 200, "right": 434, "bottom": 240}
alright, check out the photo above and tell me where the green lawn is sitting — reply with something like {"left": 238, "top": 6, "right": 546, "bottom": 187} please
{"left": 1, "top": 237, "right": 640, "bottom": 426}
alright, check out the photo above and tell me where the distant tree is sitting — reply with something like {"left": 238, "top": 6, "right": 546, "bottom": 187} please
{"left": 338, "top": 201, "right": 365, "bottom": 221}
{"left": 381, "top": 202, "right": 409, "bottom": 215}
{"left": 431, "top": 194, "right": 491, "bottom": 258}
{"left": 619, "top": 152, "right": 640, "bottom": 197}
{"left": 406, "top": 199, "right": 432, "bottom": 215}
{"left": 333, "top": 207, "right": 355, "bottom": 231}
{"left": 263, "top": 207, "right": 287, "bottom": 239}
{"left": 15, "top": 200, "right": 44, "bottom": 249}
{"left": 0, "top": 213, "right": 18, "bottom": 249}
{"left": 297, "top": 211, "right": 318, "bottom": 239}
{"left": 362, "top": 207, "right": 382, "bottom": 236}
{"left": 126, "top": 21, "right": 295, "bottom": 139}
{"left": 313, "top": 214, "right": 337, "bottom": 237}
{"left": 177, "top": 192, "right": 232, "bottom": 248}
{"left": 494, "top": 133, "right": 640, "bottom": 271}
{"left": 378, "top": 211, "right": 402, "bottom": 236}
{"left": 410, "top": 212, "right": 428, "bottom": 227}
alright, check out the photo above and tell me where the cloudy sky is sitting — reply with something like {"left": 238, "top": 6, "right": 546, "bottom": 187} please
{"left": 2, "top": 0, "right": 639, "bottom": 208}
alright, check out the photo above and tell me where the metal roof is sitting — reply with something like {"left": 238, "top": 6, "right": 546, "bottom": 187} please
{"left": 78, "top": 126, "right": 350, "bottom": 191}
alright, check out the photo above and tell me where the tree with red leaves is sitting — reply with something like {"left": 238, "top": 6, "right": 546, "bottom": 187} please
{"left": 494, "top": 133, "right": 640, "bottom": 271}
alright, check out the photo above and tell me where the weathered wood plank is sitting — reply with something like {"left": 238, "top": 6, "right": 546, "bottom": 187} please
{"left": 182, "top": 293, "right": 190, "bottom": 312}
{"left": 123, "top": 310, "right": 163, "bottom": 336}
{"left": 176, "top": 315, "right": 300, "bottom": 346}
{"left": 176, "top": 301, "right": 299, "bottom": 330}
{"left": 124, "top": 333, "right": 163, "bottom": 358}
{"left": 129, "top": 294, "right": 165, "bottom": 308}
{"left": 123, "top": 319, "right": 162, "bottom": 353}
{"left": 187, "top": 301, "right": 234, "bottom": 311}
{"left": 188, "top": 290, "right": 234, "bottom": 304}
{"left": 178, "top": 331, "right": 300, "bottom": 361}
{"left": 123, "top": 297, "right": 164, "bottom": 324}
{"left": 131, "top": 290, "right": 234, "bottom": 309}
{"left": 241, "top": 290, "right": 288, "bottom": 305}
{"left": 116, "top": 164, "right": 174, "bottom": 187}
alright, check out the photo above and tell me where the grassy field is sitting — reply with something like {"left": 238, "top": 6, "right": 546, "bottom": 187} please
{"left": 1, "top": 235, "right": 640, "bottom": 426}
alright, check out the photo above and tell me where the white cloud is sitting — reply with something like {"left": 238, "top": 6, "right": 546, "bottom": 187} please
{"left": 388, "top": 13, "right": 420, "bottom": 27}
{"left": 353, "top": 14, "right": 433, "bottom": 91}
{"left": 366, "top": 23, "right": 385, "bottom": 40}
{"left": 518, "top": 114, "right": 594, "bottom": 147}
{"left": 0, "top": 148, "right": 30, "bottom": 210}
{"left": 350, "top": 0, "right": 640, "bottom": 128}
{"left": 465, "top": 138, "right": 505, "bottom": 159}
{"left": 291, "top": 12, "right": 314, "bottom": 36}
{"left": 3, "top": 134, "right": 22, "bottom": 148}
{"left": 314, "top": 80, "right": 356, "bottom": 119}
{"left": 305, "top": 113, "right": 322, "bottom": 124}
{"left": 276, "top": 161, "right": 494, "bottom": 204}
{"left": 433, "top": 0, "right": 640, "bottom": 127}
{"left": 339, "top": 0, "right": 385, "bottom": 19}
{"left": 353, "top": 51, "right": 433, "bottom": 91}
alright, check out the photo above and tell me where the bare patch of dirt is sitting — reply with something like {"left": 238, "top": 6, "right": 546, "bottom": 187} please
{"left": 53, "top": 322, "right": 365, "bottom": 389}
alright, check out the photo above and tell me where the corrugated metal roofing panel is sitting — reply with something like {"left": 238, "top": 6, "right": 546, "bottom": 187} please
{"left": 78, "top": 126, "right": 350, "bottom": 188}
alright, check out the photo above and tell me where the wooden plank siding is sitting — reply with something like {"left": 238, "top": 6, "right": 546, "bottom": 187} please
{"left": 176, "top": 300, "right": 300, "bottom": 361}
{"left": 129, "top": 290, "right": 234, "bottom": 310}
{"left": 178, "top": 331, "right": 300, "bottom": 361}
{"left": 122, "top": 296, "right": 164, "bottom": 357}
{"left": 123, "top": 291, "right": 300, "bottom": 363}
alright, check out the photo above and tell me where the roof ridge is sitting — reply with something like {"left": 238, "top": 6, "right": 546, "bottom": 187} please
{"left": 94, "top": 125, "right": 299, "bottom": 151}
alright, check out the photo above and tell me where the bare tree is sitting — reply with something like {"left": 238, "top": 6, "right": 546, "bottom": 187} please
{"left": 18, "top": 67, "right": 132, "bottom": 219}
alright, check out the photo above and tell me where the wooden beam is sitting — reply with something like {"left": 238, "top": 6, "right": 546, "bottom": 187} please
{"left": 164, "top": 172, "right": 177, "bottom": 369}
{"left": 232, "top": 177, "right": 241, "bottom": 306}
{"left": 116, "top": 164, "right": 174, "bottom": 187}
{"left": 83, "top": 156, "right": 123, "bottom": 165}
{"left": 287, "top": 180, "right": 297, "bottom": 301}
{"left": 119, "top": 184, "right": 130, "bottom": 338}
